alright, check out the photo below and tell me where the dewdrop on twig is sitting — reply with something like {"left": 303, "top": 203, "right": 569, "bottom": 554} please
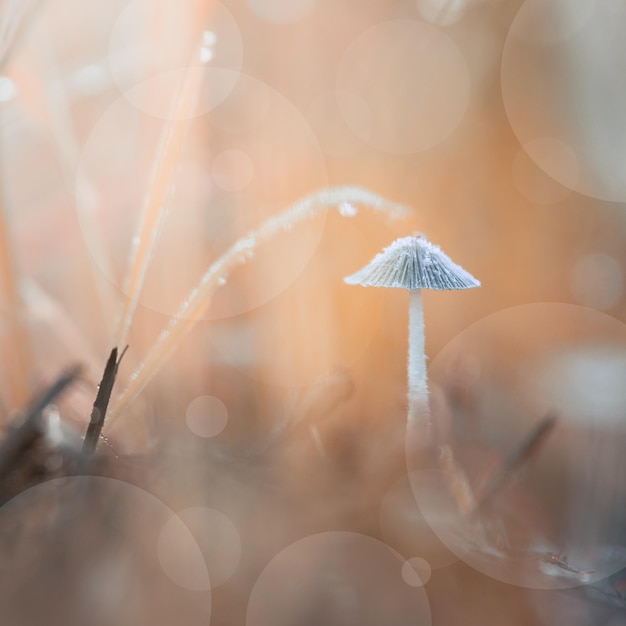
{"left": 344, "top": 234, "right": 480, "bottom": 445}
{"left": 200, "top": 30, "right": 216, "bottom": 64}
{"left": 338, "top": 202, "right": 358, "bottom": 217}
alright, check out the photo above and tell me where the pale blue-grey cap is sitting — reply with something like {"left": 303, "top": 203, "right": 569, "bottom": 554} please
{"left": 344, "top": 235, "right": 480, "bottom": 290}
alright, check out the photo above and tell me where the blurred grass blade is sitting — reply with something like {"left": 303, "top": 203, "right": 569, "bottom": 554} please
{"left": 24, "top": 24, "right": 118, "bottom": 330}
{"left": 0, "top": 0, "right": 41, "bottom": 70}
{"left": 112, "top": 24, "right": 208, "bottom": 350}
{"left": 0, "top": 191, "right": 32, "bottom": 410}
{"left": 0, "top": 0, "right": 45, "bottom": 410}
{"left": 439, "top": 444, "right": 477, "bottom": 516}
{"left": 477, "top": 414, "right": 557, "bottom": 511}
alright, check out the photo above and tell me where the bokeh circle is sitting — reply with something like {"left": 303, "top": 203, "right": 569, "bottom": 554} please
{"left": 185, "top": 395, "right": 229, "bottom": 438}
{"left": 379, "top": 471, "right": 461, "bottom": 570}
{"left": 109, "top": 0, "right": 243, "bottom": 120}
{"left": 246, "top": 0, "right": 315, "bottom": 24}
{"left": 158, "top": 506, "right": 242, "bottom": 588}
{"left": 501, "top": 0, "right": 626, "bottom": 201}
{"left": 0, "top": 476, "right": 211, "bottom": 624}
{"left": 408, "top": 303, "right": 626, "bottom": 588}
{"left": 75, "top": 71, "right": 328, "bottom": 322}
{"left": 402, "top": 557, "right": 432, "bottom": 586}
{"left": 336, "top": 19, "right": 470, "bottom": 154}
{"left": 246, "top": 531, "right": 431, "bottom": 626}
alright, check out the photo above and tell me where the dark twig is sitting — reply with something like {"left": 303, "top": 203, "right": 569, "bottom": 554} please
{"left": 0, "top": 364, "right": 82, "bottom": 480}
{"left": 82, "top": 347, "right": 127, "bottom": 454}
{"left": 476, "top": 413, "right": 557, "bottom": 512}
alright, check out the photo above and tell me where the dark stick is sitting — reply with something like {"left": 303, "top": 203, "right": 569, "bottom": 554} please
{"left": 476, "top": 414, "right": 557, "bottom": 511}
{"left": 82, "top": 347, "right": 126, "bottom": 454}
{"left": 0, "top": 365, "right": 82, "bottom": 479}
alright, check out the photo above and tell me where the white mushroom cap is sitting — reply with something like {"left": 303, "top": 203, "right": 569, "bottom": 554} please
{"left": 344, "top": 234, "right": 480, "bottom": 290}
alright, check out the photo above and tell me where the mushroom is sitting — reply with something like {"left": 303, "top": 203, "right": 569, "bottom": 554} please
{"left": 344, "top": 234, "right": 480, "bottom": 441}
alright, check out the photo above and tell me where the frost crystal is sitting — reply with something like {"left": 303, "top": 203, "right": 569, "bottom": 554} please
{"left": 338, "top": 202, "right": 358, "bottom": 217}
{"left": 344, "top": 234, "right": 480, "bottom": 290}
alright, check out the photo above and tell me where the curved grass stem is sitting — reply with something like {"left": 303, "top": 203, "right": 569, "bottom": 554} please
{"left": 104, "top": 186, "right": 412, "bottom": 431}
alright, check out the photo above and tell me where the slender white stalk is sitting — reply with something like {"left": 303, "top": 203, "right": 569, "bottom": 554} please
{"left": 407, "top": 288, "right": 429, "bottom": 426}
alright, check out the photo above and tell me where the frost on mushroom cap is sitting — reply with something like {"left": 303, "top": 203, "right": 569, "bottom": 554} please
{"left": 344, "top": 235, "right": 481, "bottom": 290}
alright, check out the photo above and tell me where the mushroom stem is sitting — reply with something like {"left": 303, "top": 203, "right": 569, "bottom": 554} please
{"left": 407, "top": 288, "right": 430, "bottom": 427}
{"left": 343, "top": 233, "right": 479, "bottom": 445}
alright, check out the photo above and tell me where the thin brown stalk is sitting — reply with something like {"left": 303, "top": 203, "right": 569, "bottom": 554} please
{"left": 476, "top": 414, "right": 557, "bottom": 511}
{"left": 104, "top": 187, "right": 412, "bottom": 431}
{"left": 83, "top": 347, "right": 126, "bottom": 453}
